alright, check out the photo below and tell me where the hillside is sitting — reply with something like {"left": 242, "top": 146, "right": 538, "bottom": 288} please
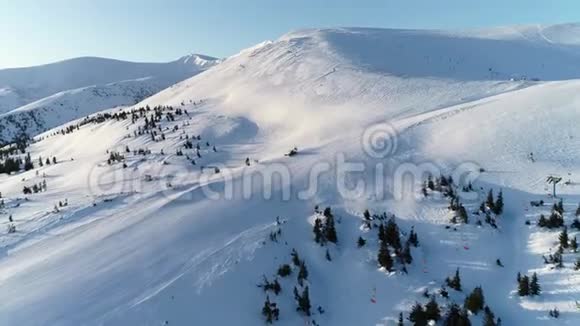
{"left": 0, "top": 25, "right": 579, "bottom": 325}
{"left": 0, "top": 55, "right": 220, "bottom": 143}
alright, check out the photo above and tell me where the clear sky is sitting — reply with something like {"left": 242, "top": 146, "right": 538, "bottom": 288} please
{"left": 1, "top": 0, "right": 580, "bottom": 68}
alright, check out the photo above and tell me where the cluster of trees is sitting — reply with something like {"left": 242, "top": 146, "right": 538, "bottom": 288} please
{"left": 23, "top": 180, "right": 47, "bottom": 194}
{"left": 422, "top": 174, "right": 456, "bottom": 197}
{"left": 538, "top": 200, "right": 565, "bottom": 228}
{"left": 312, "top": 207, "right": 338, "bottom": 245}
{"left": 375, "top": 216, "right": 419, "bottom": 273}
{"left": 261, "top": 296, "right": 279, "bottom": 324}
{"left": 107, "top": 151, "right": 125, "bottom": 165}
{"left": 483, "top": 189, "right": 504, "bottom": 215}
{"left": 404, "top": 285, "right": 500, "bottom": 326}
{"left": 541, "top": 227, "right": 578, "bottom": 269}
{"left": 517, "top": 272, "right": 541, "bottom": 296}
{"left": 258, "top": 233, "right": 322, "bottom": 325}
{"left": 445, "top": 269, "right": 462, "bottom": 291}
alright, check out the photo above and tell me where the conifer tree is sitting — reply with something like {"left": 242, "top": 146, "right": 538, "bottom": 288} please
{"left": 408, "top": 227, "right": 419, "bottom": 247}
{"left": 464, "top": 286, "right": 485, "bottom": 314}
{"left": 518, "top": 275, "right": 530, "bottom": 296}
{"left": 570, "top": 236, "right": 578, "bottom": 253}
{"left": 324, "top": 210, "right": 338, "bottom": 244}
{"left": 313, "top": 218, "right": 324, "bottom": 244}
{"left": 385, "top": 217, "right": 402, "bottom": 250}
{"left": 559, "top": 227, "right": 569, "bottom": 248}
{"left": 296, "top": 286, "right": 311, "bottom": 316}
{"left": 458, "top": 205, "right": 469, "bottom": 224}
{"left": 297, "top": 261, "right": 309, "bottom": 285}
{"left": 400, "top": 242, "right": 413, "bottom": 265}
{"left": 291, "top": 249, "right": 301, "bottom": 267}
{"left": 277, "top": 264, "right": 291, "bottom": 277}
{"left": 493, "top": 190, "right": 504, "bottom": 215}
{"left": 482, "top": 306, "right": 497, "bottom": 326}
{"left": 408, "top": 302, "right": 427, "bottom": 326}
{"left": 446, "top": 269, "right": 462, "bottom": 291}
{"left": 325, "top": 249, "right": 332, "bottom": 261}
{"left": 378, "top": 241, "right": 394, "bottom": 271}
{"left": 357, "top": 236, "right": 366, "bottom": 248}
{"left": 443, "top": 303, "right": 471, "bottom": 326}
{"left": 262, "top": 296, "right": 279, "bottom": 324}
{"left": 424, "top": 296, "right": 441, "bottom": 322}
{"left": 486, "top": 189, "right": 495, "bottom": 212}
{"left": 363, "top": 209, "right": 371, "bottom": 221}
{"left": 529, "top": 273, "right": 541, "bottom": 296}
{"left": 398, "top": 312, "right": 404, "bottom": 326}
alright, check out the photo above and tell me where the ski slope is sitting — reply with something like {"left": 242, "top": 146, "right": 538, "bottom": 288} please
{"left": 0, "top": 24, "right": 579, "bottom": 325}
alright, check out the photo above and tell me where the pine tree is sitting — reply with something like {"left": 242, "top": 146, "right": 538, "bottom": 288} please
{"left": 363, "top": 209, "right": 371, "bottom": 221}
{"left": 559, "top": 227, "right": 569, "bottom": 248}
{"left": 518, "top": 275, "right": 530, "bottom": 296}
{"left": 357, "top": 236, "right": 366, "bottom": 248}
{"left": 570, "top": 236, "right": 578, "bottom": 253}
{"left": 464, "top": 286, "right": 485, "bottom": 314}
{"left": 291, "top": 249, "right": 301, "bottom": 267}
{"left": 408, "top": 227, "right": 419, "bottom": 247}
{"left": 277, "top": 264, "right": 291, "bottom": 277}
{"left": 458, "top": 205, "right": 469, "bottom": 224}
{"left": 400, "top": 242, "right": 413, "bottom": 264}
{"left": 574, "top": 258, "right": 580, "bottom": 271}
{"left": 427, "top": 175, "right": 435, "bottom": 190}
{"left": 398, "top": 312, "right": 404, "bottom": 326}
{"left": 262, "top": 296, "right": 274, "bottom": 324}
{"left": 482, "top": 306, "right": 497, "bottom": 326}
{"left": 443, "top": 303, "right": 471, "bottom": 326}
{"left": 408, "top": 302, "right": 427, "bottom": 326}
{"left": 24, "top": 153, "right": 34, "bottom": 171}
{"left": 385, "top": 217, "right": 402, "bottom": 250}
{"left": 297, "top": 261, "right": 308, "bottom": 285}
{"left": 378, "top": 223, "right": 387, "bottom": 243}
{"left": 378, "top": 241, "right": 393, "bottom": 271}
{"left": 493, "top": 190, "right": 504, "bottom": 215}
{"left": 424, "top": 296, "right": 441, "bottom": 322}
{"left": 313, "top": 218, "right": 324, "bottom": 244}
{"left": 296, "top": 286, "right": 311, "bottom": 316}
{"left": 486, "top": 189, "right": 495, "bottom": 212}
{"left": 446, "top": 269, "right": 462, "bottom": 291}
{"left": 529, "top": 273, "right": 541, "bottom": 296}
{"left": 324, "top": 210, "right": 338, "bottom": 244}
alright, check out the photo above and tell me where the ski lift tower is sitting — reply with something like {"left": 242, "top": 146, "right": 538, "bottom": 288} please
{"left": 546, "top": 175, "right": 563, "bottom": 198}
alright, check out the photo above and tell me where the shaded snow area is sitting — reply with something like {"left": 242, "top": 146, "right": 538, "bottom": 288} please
{"left": 0, "top": 25, "right": 579, "bottom": 325}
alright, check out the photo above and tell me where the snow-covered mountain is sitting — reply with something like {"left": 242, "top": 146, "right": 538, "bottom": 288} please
{"left": 0, "top": 54, "right": 220, "bottom": 143}
{"left": 0, "top": 24, "right": 579, "bottom": 325}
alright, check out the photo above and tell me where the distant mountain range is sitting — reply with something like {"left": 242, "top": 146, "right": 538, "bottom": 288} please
{"left": 0, "top": 54, "right": 220, "bottom": 143}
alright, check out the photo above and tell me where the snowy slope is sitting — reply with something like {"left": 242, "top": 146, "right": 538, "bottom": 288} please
{"left": 0, "top": 54, "right": 219, "bottom": 113}
{"left": 0, "top": 24, "right": 579, "bottom": 326}
{"left": 0, "top": 55, "right": 220, "bottom": 143}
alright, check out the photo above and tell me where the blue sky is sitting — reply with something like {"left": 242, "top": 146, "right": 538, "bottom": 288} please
{"left": 1, "top": 0, "right": 580, "bottom": 68}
